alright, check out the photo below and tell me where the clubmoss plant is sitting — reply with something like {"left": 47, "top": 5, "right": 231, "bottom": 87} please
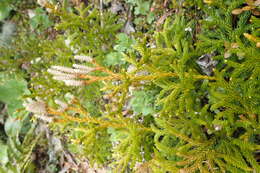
{"left": 41, "top": 2, "right": 260, "bottom": 171}
{"left": 1, "top": 0, "right": 259, "bottom": 172}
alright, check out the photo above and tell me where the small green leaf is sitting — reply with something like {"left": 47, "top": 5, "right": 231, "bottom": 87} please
{"left": 134, "top": 1, "right": 150, "bottom": 15}
{"left": 4, "top": 117, "right": 22, "bottom": 137}
{"left": 114, "top": 33, "right": 135, "bottom": 52}
{"left": 0, "top": 74, "right": 30, "bottom": 115}
{"left": 147, "top": 12, "right": 155, "bottom": 24}
{"left": 114, "top": 44, "right": 126, "bottom": 52}
{"left": 0, "top": 4, "right": 11, "bottom": 21}
{"left": 130, "top": 90, "right": 156, "bottom": 115}
{"left": 29, "top": 8, "right": 53, "bottom": 30}
{"left": 105, "top": 52, "right": 124, "bottom": 66}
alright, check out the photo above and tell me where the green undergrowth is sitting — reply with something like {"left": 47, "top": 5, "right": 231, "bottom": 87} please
{"left": 0, "top": 0, "right": 260, "bottom": 172}
{"left": 0, "top": 74, "right": 39, "bottom": 172}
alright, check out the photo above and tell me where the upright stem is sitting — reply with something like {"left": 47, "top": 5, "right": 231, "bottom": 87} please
{"left": 100, "top": 0, "right": 103, "bottom": 28}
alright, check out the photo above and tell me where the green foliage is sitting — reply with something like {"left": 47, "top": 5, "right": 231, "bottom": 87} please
{"left": 139, "top": 1, "right": 259, "bottom": 172}
{"left": 0, "top": 0, "right": 14, "bottom": 21}
{"left": 0, "top": 74, "right": 39, "bottom": 172}
{"left": 105, "top": 52, "right": 124, "bottom": 66}
{"left": 171, "top": 0, "right": 204, "bottom": 8}
{"left": 0, "top": 0, "right": 34, "bottom": 21}
{"left": 0, "top": 115, "right": 39, "bottom": 173}
{"left": 130, "top": 90, "right": 157, "bottom": 115}
{"left": 0, "top": 73, "right": 30, "bottom": 115}
{"left": 31, "top": 1, "right": 259, "bottom": 172}
{"left": 105, "top": 33, "right": 135, "bottom": 66}
{"left": 126, "top": 0, "right": 155, "bottom": 25}
{"left": 127, "top": 0, "right": 150, "bottom": 15}
{"left": 114, "top": 33, "right": 135, "bottom": 53}
{"left": 1, "top": 0, "right": 260, "bottom": 172}
{"left": 23, "top": 4, "right": 124, "bottom": 167}
{"left": 53, "top": 5, "right": 122, "bottom": 63}
{"left": 29, "top": 8, "right": 53, "bottom": 31}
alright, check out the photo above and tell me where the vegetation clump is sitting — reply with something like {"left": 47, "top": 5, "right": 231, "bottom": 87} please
{"left": 0, "top": 0, "right": 259, "bottom": 172}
